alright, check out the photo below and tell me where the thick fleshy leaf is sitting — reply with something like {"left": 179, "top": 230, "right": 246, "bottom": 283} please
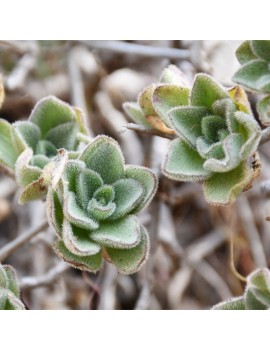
{"left": 203, "top": 134, "right": 243, "bottom": 173}
{"left": 244, "top": 289, "right": 267, "bottom": 310}
{"left": 87, "top": 199, "right": 116, "bottom": 220}
{"left": 0, "top": 265, "right": 8, "bottom": 289}
{"left": 75, "top": 168, "right": 103, "bottom": 208}
{"left": 234, "top": 112, "right": 261, "bottom": 159}
{"left": 13, "top": 121, "right": 41, "bottom": 150}
{"left": 0, "top": 291, "right": 7, "bottom": 309}
{"left": 227, "top": 86, "right": 252, "bottom": 114}
{"left": 106, "top": 225, "right": 149, "bottom": 274}
{"left": 93, "top": 185, "right": 115, "bottom": 205}
{"left": 233, "top": 59, "right": 270, "bottom": 92}
{"left": 152, "top": 85, "right": 190, "bottom": 126}
{"left": 47, "top": 187, "right": 64, "bottom": 237}
{"left": 247, "top": 268, "right": 270, "bottom": 307}
{"left": 79, "top": 135, "right": 124, "bottom": 184}
{"left": 162, "top": 139, "right": 212, "bottom": 181}
{"left": 63, "top": 160, "right": 86, "bottom": 193}
{"left": 90, "top": 215, "right": 140, "bottom": 249}
{"left": 4, "top": 296, "right": 25, "bottom": 310}
{"left": 18, "top": 174, "right": 50, "bottom": 204}
{"left": 122, "top": 102, "right": 152, "bottom": 128}
{"left": 138, "top": 84, "right": 156, "bottom": 117}
{"left": 62, "top": 219, "right": 101, "bottom": 256}
{"left": 46, "top": 121, "right": 79, "bottom": 150}
{"left": 168, "top": 106, "right": 208, "bottom": 146}
{"left": 0, "top": 119, "right": 20, "bottom": 170}
{"left": 124, "top": 165, "right": 158, "bottom": 213}
{"left": 31, "top": 154, "right": 51, "bottom": 169}
{"left": 54, "top": 240, "right": 102, "bottom": 273}
{"left": 35, "top": 140, "right": 57, "bottom": 157}
{"left": 73, "top": 107, "right": 89, "bottom": 134}
{"left": 257, "top": 96, "right": 270, "bottom": 125}
{"left": 190, "top": 74, "right": 229, "bottom": 110}
{"left": 236, "top": 41, "right": 257, "bottom": 64}
{"left": 15, "top": 148, "right": 42, "bottom": 186}
{"left": 251, "top": 41, "right": 270, "bottom": 62}
{"left": 159, "top": 65, "right": 189, "bottom": 86}
{"left": 201, "top": 115, "right": 227, "bottom": 143}
{"left": 197, "top": 138, "right": 225, "bottom": 160}
{"left": 203, "top": 162, "right": 251, "bottom": 206}
{"left": 4, "top": 265, "right": 20, "bottom": 298}
{"left": 29, "top": 96, "right": 75, "bottom": 138}
{"left": 63, "top": 191, "right": 98, "bottom": 230}
{"left": 110, "top": 179, "right": 143, "bottom": 219}
{"left": 212, "top": 296, "right": 246, "bottom": 310}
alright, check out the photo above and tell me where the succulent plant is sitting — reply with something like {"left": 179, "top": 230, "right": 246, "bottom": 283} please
{"left": 123, "top": 65, "right": 190, "bottom": 135}
{"left": 158, "top": 74, "right": 261, "bottom": 206}
{"left": 0, "top": 264, "right": 25, "bottom": 310}
{"left": 233, "top": 41, "right": 270, "bottom": 125}
{"left": 0, "top": 96, "right": 89, "bottom": 203}
{"left": 47, "top": 135, "right": 158, "bottom": 274}
{"left": 212, "top": 268, "right": 270, "bottom": 310}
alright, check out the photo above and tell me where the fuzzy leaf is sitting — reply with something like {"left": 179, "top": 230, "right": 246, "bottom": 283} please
{"left": 233, "top": 59, "right": 270, "bottom": 92}
{"left": 5, "top": 296, "right": 25, "bottom": 310}
{"left": 0, "top": 119, "right": 20, "bottom": 171}
{"left": 79, "top": 136, "right": 124, "bottom": 185}
{"left": 87, "top": 199, "right": 116, "bottom": 220}
{"left": 106, "top": 225, "right": 149, "bottom": 274}
{"left": 203, "top": 134, "right": 243, "bottom": 173}
{"left": 90, "top": 215, "right": 140, "bottom": 249}
{"left": 212, "top": 296, "right": 246, "bottom": 310}
{"left": 31, "top": 154, "right": 51, "bottom": 169}
{"left": 29, "top": 96, "right": 75, "bottom": 138}
{"left": 152, "top": 85, "right": 190, "bottom": 126}
{"left": 46, "top": 121, "right": 79, "bottom": 150}
{"left": 0, "top": 291, "right": 7, "bottom": 310}
{"left": 63, "top": 160, "right": 86, "bottom": 193}
{"left": 18, "top": 175, "right": 49, "bottom": 204}
{"left": 110, "top": 179, "right": 143, "bottom": 219}
{"left": 4, "top": 265, "right": 20, "bottom": 298}
{"left": 163, "top": 139, "right": 212, "bottom": 181}
{"left": 257, "top": 96, "right": 270, "bottom": 125}
{"left": 190, "top": 74, "right": 229, "bottom": 110}
{"left": 47, "top": 187, "right": 63, "bottom": 237}
{"left": 251, "top": 41, "right": 270, "bottom": 62}
{"left": 227, "top": 86, "right": 252, "bottom": 114}
{"left": 0, "top": 265, "right": 8, "bottom": 289}
{"left": 168, "top": 106, "right": 208, "bottom": 147}
{"left": 236, "top": 41, "right": 257, "bottom": 64}
{"left": 54, "top": 240, "right": 102, "bottom": 273}
{"left": 62, "top": 220, "right": 101, "bottom": 256}
{"left": 75, "top": 168, "right": 103, "bottom": 208}
{"left": 15, "top": 148, "right": 42, "bottom": 187}
{"left": 122, "top": 102, "right": 152, "bottom": 128}
{"left": 63, "top": 191, "right": 98, "bottom": 230}
{"left": 203, "top": 162, "right": 251, "bottom": 206}
{"left": 159, "top": 65, "right": 189, "bottom": 86}
{"left": 73, "top": 107, "right": 89, "bottom": 135}
{"left": 124, "top": 165, "right": 158, "bottom": 213}
{"left": 244, "top": 289, "right": 267, "bottom": 310}
{"left": 13, "top": 121, "right": 41, "bottom": 150}
{"left": 201, "top": 115, "right": 227, "bottom": 143}
{"left": 138, "top": 84, "right": 156, "bottom": 117}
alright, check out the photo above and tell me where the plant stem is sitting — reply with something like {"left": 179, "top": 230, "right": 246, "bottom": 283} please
{"left": 0, "top": 220, "right": 48, "bottom": 262}
{"left": 125, "top": 123, "right": 175, "bottom": 140}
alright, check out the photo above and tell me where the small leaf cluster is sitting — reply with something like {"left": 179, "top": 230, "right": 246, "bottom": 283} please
{"left": 0, "top": 96, "right": 88, "bottom": 204}
{"left": 123, "top": 65, "right": 262, "bottom": 206}
{"left": 212, "top": 268, "right": 270, "bottom": 310}
{"left": 0, "top": 264, "right": 25, "bottom": 310}
{"left": 233, "top": 40, "right": 270, "bottom": 126}
{"left": 48, "top": 135, "right": 157, "bottom": 274}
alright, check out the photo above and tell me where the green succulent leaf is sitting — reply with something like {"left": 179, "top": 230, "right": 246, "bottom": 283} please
{"left": 0, "top": 119, "right": 20, "bottom": 171}
{"left": 4, "top": 265, "right": 20, "bottom": 298}
{"left": 152, "top": 85, "right": 190, "bottom": 126}
{"left": 0, "top": 265, "right": 8, "bottom": 289}
{"left": 124, "top": 165, "right": 158, "bottom": 213}
{"left": 138, "top": 84, "right": 157, "bottom": 117}
{"left": 110, "top": 179, "right": 143, "bottom": 219}
{"left": 15, "top": 148, "right": 43, "bottom": 187}
{"left": 122, "top": 102, "right": 152, "bottom": 128}
{"left": 163, "top": 139, "right": 212, "bottom": 181}
{"left": 233, "top": 59, "right": 270, "bottom": 93}
{"left": 190, "top": 74, "right": 229, "bottom": 110}
{"left": 29, "top": 96, "right": 76, "bottom": 138}
{"left": 54, "top": 239, "right": 102, "bottom": 273}
{"left": 244, "top": 289, "right": 267, "bottom": 310}
{"left": 106, "top": 225, "right": 149, "bottom": 274}
{"left": 90, "top": 215, "right": 140, "bottom": 249}
{"left": 235, "top": 41, "right": 257, "bottom": 65}
{"left": 63, "top": 191, "right": 98, "bottom": 230}
{"left": 251, "top": 41, "right": 270, "bottom": 62}
{"left": 168, "top": 106, "right": 208, "bottom": 147}
{"left": 159, "top": 64, "right": 189, "bottom": 86}
{"left": 13, "top": 121, "right": 41, "bottom": 150}
{"left": 79, "top": 135, "right": 124, "bottom": 185}
{"left": 203, "top": 161, "right": 251, "bottom": 206}
{"left": 47, "top": 187, "right": 64, "bottom": 237}
{"left": 46, "top": 121, "right": 79, "bottom": 150}
{"left": 75, "top": 168, "right": 103, "bottom": 208}
{"left": 5, "top": 297, "right": 25, "bottom": 310}
{"left": 212, "top": 296, "right": 246, "bottom": 310}
{"left": 257, "top": 96, "right": 270, "bottom": 125}
{"left": 62, "top": 219, "right": 101, "bottom": 256}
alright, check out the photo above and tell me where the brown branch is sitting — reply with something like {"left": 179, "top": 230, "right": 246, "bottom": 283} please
{"left": 125, "top": 123, "right": 175, "bottom": 140}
